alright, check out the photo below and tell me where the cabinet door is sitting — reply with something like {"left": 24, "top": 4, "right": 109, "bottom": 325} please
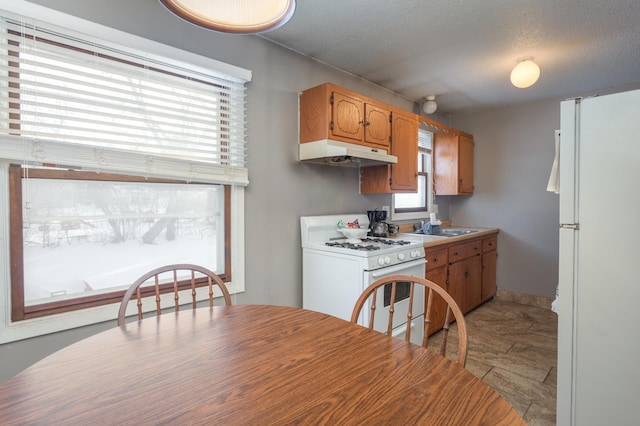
{"left": 433, "top": 132, "right": 458, "bottom": 195}
{"left": 359, "top": 111, "right": 418, "bottom": 194}
{"left": 458, "top": 134, "right": 474, "bottom": 194}
{"left": 364, "top": 103, "right": 391, "bottom": 148}
{"left": 482, "top": 249, "right": 497, "bottom": 301}
{"left": 433, "top": 132, "right": 475, "bottom": 195}
{"left": 389, "top": 111, "right": 418, "bottom": 192}
{"left": 331, "top": 91, "right": 364, "bottom": 142}
{"left": 448, "top": 255, "right": 482, "bottom": 314}
{"left": 425, "top": 265, "right": 448, "bottom": 335}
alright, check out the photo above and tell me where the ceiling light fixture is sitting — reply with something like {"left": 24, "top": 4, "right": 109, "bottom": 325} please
{"left": 510, "top": 59, "right": 540, "bottom": 89}
{"left": 159, "top": 0, "right": 296, "bottom": 34}
{"left": 422, "top": 95, "right": 438, "bottom": 114}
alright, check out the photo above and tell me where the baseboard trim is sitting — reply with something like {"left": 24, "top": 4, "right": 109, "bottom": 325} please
{"left": 495, "top": 289, "right": 554, "bottom": 310}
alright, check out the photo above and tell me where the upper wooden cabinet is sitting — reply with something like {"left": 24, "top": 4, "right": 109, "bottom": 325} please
{"left": 300, "top": 83, "right": 475, "bottom": 196}
{"left": 434, "top": 131, "right": 474, "bottom": 195}
{"left": 300, "top": 83, "right": 391, "bottom": 149}
{"left": 360, "top": 110, "right": 418, "bottom": 193}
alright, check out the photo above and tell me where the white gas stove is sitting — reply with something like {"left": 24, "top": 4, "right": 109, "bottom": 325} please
{"left": 300, "top": 214, "right": 426, "bottom": 345}
{"left": 300, "top": 214, "right": 425, "bottom": 271}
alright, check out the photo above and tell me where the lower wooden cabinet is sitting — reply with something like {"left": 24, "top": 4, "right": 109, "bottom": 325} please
{"left": 448, "top": 253, "right": 482, "bottom": 314}
{"left": 424, "top": 231, "right": 498, "bottom": 333}
{"left": 481, "top": 235, "right": 498, "bottom": 301}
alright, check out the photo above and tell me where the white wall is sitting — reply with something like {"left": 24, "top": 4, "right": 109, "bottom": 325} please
{"left": 451, "top": 99, "right": 562, "bottom": 298}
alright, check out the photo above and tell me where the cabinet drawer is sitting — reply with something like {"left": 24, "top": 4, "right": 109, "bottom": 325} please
{"left": 448, "top": 240, "right": 481, "bottom": 263}
{"left": 425, "top": 247, "right": 448, "bottom": 270}
{"left": 483, "top": 235, "right": 497, "bottom": 252}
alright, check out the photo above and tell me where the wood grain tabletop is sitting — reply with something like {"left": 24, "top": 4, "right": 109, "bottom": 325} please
{"left": 0, "top": 305, "right": 525, "bottom": 425}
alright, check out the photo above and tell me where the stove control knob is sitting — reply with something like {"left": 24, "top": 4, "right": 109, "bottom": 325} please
{"left": 384, "top": 256, "right": 391, "bottom": 265}
{"left": 411, "top": 250, "right": 420, "bottom": 258}
{"left": 378, "top": 257, "right": 386, "bottom": 266}
{"left": 397, "top": 252, "right": 405, "bottom": 261}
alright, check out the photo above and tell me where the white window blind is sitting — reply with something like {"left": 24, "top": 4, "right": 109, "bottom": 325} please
{"left": 418, "top": 129, "right": 432, "bottom": 151}
{"left": 0, "top": 9, "right": 250, "bottom": 185}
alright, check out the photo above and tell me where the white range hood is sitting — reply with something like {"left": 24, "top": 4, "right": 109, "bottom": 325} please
{"left": 299, "top": 139, "right": 397, "bottom": 167}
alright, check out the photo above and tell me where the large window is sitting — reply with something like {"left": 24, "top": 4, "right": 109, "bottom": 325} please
{"left": 391, "top": 128, "right": 434, "bottom": 220}
{"left": 9, "top": 166, "right": 231, "bottom": 321}
{"left": 0, "top": 4, "right": 250, "bottom": 340}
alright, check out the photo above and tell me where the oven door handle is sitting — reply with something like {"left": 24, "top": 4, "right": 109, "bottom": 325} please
{"left": 370, "top": 258, "right": 426, "bottom": 278}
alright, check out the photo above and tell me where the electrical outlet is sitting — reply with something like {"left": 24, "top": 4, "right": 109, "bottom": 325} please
{"left": 431, "top": 204, "right": 438, "bottom": 214}
{"left": 382, "top": 205, "right": 390, "bottom": 215}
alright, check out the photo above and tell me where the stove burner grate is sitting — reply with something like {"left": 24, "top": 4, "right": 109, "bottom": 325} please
{"left": 325, "top": 241, "right": 381, "bottom": 251}
{"left": 360, "top": 238, "right": 411, "bottom": 246}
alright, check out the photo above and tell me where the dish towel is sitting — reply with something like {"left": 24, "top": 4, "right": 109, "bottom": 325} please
{"left": 547, "top": 130, "right": 560, "bottom": 194}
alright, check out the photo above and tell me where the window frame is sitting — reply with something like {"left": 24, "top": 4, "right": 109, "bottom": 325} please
{"left": 9, "top": 165, "right": 232, "bottom": 322}
{"left": 0, "top": 162, "right": 246, "bottom": 343}
{"left": 391, "top": 129, "right": 435, "bottom": 221}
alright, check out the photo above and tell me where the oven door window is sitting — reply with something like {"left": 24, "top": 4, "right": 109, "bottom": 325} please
{"left": 383, "top": 281, "right": 412, "bottom": 307}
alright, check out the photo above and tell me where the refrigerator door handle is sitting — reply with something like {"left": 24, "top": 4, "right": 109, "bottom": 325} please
{"left": 560, "top": 224, "right": 580, "bottom": 230}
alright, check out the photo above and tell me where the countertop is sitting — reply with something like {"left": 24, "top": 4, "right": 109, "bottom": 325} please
{"left": 397, "top": 226, "right": 499, "bottom": 248}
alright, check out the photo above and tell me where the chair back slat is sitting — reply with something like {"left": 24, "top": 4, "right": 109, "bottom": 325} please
{"left": 351, "top": 275, "right": 468, "bottom": 366}
{"left": 118, "top": 264, "right": 231, "bottom": 326}
{"left": 172, "top": 270, "right": 179, "bottom": 311}
{"left": 422, "top": 287, "right": 434, "bottom": 348}
{"left": 368, "top": 291, "right": 378, "bottom": 329}
{"left": 386, "top": 282, "right": 396, "bottom": 336}
{"left": 405, "top": 282, "right": 416, "bottom": 342}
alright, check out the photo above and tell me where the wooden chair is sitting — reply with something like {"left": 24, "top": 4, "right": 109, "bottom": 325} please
{"left": 350, "top": 274, "right": 468, "bottom": 366}
{"left": 117, "top": 263, "right": 232, "bottom": 326}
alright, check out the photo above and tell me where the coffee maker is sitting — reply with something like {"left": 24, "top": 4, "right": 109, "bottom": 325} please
{"left": 367, "top": 210, "right": 388, "bottom": 237}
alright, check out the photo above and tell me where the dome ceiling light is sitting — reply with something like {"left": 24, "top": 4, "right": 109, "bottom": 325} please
{"left": 510, "top": 59, "right": 540, "bottom": 89}
{"left": 422, "top": 95, "right": 438, "bottom": 114}
{"left": 159, "top": 0, "right": 296, "bottom": 34}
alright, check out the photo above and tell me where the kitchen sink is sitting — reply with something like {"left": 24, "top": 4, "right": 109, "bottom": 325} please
{"left": 410, "top": 234, "right": 448, "bottom": 241}
{"left": 439, "top": 229, "right": 478, "bottom": 236}
{"left": 412, "top": 228, "right": 478, "bottom": 237}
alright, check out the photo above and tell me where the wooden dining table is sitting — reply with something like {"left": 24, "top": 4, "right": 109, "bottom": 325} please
{"left": 0, "top": 305, "right": 525, "bottom": 425}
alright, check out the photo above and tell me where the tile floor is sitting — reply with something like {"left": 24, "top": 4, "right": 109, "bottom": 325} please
{"left": 428, "top": 298, "right": 558, "bottom": 425}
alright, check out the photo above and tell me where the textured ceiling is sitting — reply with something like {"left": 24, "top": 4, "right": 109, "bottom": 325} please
{"left": 261, "top": 0, "right": 640, "bottom": 114}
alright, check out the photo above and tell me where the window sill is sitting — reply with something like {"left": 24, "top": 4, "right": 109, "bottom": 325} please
{"left": 0, "top": 284, "right": 244, "bottom": 343}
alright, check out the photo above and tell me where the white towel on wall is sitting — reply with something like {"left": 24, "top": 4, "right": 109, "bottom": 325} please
{"left": 547, "top": 130, "right": 560, "bottom": 194}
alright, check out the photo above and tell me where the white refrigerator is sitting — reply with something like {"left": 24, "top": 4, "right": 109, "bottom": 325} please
{"left": 557, "top": 89, "right": 640, "bottom": 425}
